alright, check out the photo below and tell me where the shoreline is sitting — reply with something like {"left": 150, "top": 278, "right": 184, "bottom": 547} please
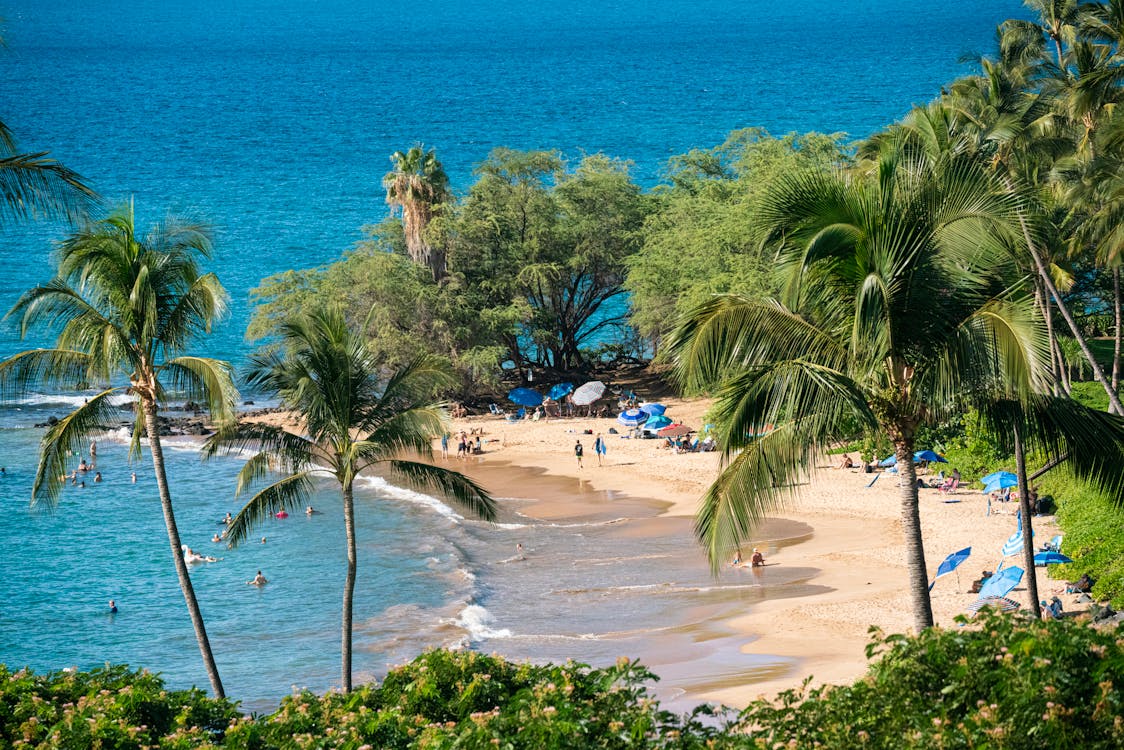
{"left": 437, "top": 399, "right": 1070, "bottom": 707}
{"left": 242, "top": 397, "right": 1072, "bottom": 709}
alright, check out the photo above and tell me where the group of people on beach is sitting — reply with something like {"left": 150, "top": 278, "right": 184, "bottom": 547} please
{"left": 573, "top": 434, "right": 608, "bottom": 468}
{"left": 731, "top": 548, "right": 767, "bottom": 568}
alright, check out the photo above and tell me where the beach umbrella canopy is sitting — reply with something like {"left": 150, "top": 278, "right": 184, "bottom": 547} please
{"left": 617, "top": 408, "right": 649, "bottom": 427}
{"left": 936, "top": 547, "right": 971, "bottom": 578}
{"left": 981, "top": 470, "right": 1016, "bottom": 485}
{"left": 641, "top": 403, "right": 667, "bottom": 416}
{"left": 982, "top": 472, "right": 1018, "bottom": 494}
{"left": 571, "top": 380, "right": 606, "bottom": 406}
{"left": 913, "top": 450, "right": 948, "bottom": 463}
{"left": 507, "top": 387, "right": 544, "bottom": 407}
{"left": 644, "top": 415, "right": 673, "bottom": 430}
{"left": 1034, "top": 551, "right": 1074, "bottom": 566}
{"left": 547, "top": 382, "right": 574, "bottom": 400}
{"left": 879, "top": 455, "right": 897, "bottom": 467}
{"left": 657, "top": 423, "right": 693, "bottom": 438}
{"left": 979, "top": 566, "right": 1024, "bottom": 599}
{"left": 965, "top": 596, "right": 1022, "bottom": 615}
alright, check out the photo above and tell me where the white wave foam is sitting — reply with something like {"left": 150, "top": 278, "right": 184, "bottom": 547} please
{"left": 356, "top": 476, "right": 463, "bottom": 523}
{"left": 7, "top": 392, "right": 132, "bottom": 409}
{"left": 454, "top": 604, "right": 511, "bottom": 640}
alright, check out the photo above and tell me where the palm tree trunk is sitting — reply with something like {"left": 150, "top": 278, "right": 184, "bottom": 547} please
{"left": 1013, "top": 421, "right": 1041, "bottom": 619}
{"left": 142, "top": 398, "right": 226, "bottom": 698}
{"left": 894, "top": 441, "right": 933, "bottom": 632}
{"left": 1014, "top": 208, "right": 1123, "bottom": 413}
{"left": 1113, "top": 267, "right": 1121, "bottom": 392}
{"left": 341, "top": 482, "right": 357, "bottom": 693}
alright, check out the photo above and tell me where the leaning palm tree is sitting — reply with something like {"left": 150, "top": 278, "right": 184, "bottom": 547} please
{"left": 670, "top": 148, "right": 1048, "bottom": 633}
{"left": 0, "top": 203, "right": 236, "bottom": 697}
{"left": 204, "top": 307, "right": 495, "bottom": 692}
{"left": 383, "top": 145, "right": 452, "bottom": 281}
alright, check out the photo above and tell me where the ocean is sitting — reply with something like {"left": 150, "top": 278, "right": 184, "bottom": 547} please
{"left": 0, "top": 0, "right": 1023, "bottom": 710}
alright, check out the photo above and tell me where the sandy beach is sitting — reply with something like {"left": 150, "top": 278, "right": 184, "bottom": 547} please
{"left": 432, "top": 395, "right": 1071, "bottom": 708}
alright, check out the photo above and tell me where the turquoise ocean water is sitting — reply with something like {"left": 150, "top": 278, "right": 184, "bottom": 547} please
{"left": 0, "top": 0, "right": 1023, "bottom": 709}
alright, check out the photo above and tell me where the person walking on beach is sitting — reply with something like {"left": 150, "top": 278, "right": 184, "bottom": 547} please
{"left": 440, "top": 432, "right": 449, "bottom": 459}
{"left": 574, "top": 439, "right": 584, "bottom": 469}
{"left": 594, "top": 433, "right": 606, "bottom": 466}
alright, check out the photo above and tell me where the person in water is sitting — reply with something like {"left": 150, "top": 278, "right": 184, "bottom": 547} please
{"left": 94, "top": 471, "right": 102, "bottom": 483}
{"left": 108, "top": 599, "right": 117, "bottom": 614}
{"left": 751, "top": 548, "right": 766, "bottom": 567}
{"left": 305, "top": 505, "right": 320, "bottom": 515}
{"left": 211, "top": 532, "right": 223, "bottom": 543}
{"left": 247, "top": 570, "right": 268, "bottom": 586}
{"left": 131, "top": 472, "right": 137, "bottom": 483}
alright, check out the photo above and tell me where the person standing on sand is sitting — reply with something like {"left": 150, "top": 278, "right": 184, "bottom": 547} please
{"left": 574, "top": 439, "right": 584, "bottom": 469}
{"left": 440, "top": 432, "right": 449, "bottom": 458}
{"left": 594, "top": 433, "right": 606, "bottom": 466}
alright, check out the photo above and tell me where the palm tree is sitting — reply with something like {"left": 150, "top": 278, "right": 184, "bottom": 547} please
{"left": 670, "top": 148, "right": 1048, "bottom": 633}
{"left": 0, "top": 203, "right": 236, "bottom": 697}
{"left": 383, "top": 145, "right": 452, "bottom": 281}
{"left": 204, "top": 307, "right": 495, "bottom": 692}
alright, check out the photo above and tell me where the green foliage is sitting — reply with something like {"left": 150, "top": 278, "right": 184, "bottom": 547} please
{"left": 1050, "top": 472, "right": 1124, "bottom": 606}
{"left": 1069, "top": 380, "right": 1114, "bottom": 412}
{"left": 626, "top": 129, "right": 847, "bottom": 351}
{"left": 738, "top": 613, "right": 1124, "bottom": 749}
{"left": 12, "top": 618, "right": 1124, "bottom": 748}
{"left": 0, "top": 663, "right": 240, "bottom": 748}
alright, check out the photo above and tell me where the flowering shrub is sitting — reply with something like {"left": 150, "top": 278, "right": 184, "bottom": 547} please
{"left": 737, "top": 612, "right": 1124, "bottom": 749}
{"left": 6, "top": 617, "right": 1124, "bottom": 748}
{"left": 0, "top": 663, "right": 239, "bottom": 748}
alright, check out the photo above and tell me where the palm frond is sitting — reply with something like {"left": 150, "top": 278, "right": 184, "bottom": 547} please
{"left": 160, "top": 356, "right": 238, "bottom": 425}
{"left": 202, "top": 421, "right": 319, "bottom": 472}
{"left": 225, "top": 471, "right": 316, "bottom": 546}
{"left": 0, "top": 152, "right": 99, "bottom": 225}
{"left": 31, "top": 388, "right": 126, "bottom": 508}
{"left": 388, "top": 459, "right": 497, "bottom": 521}
{"left": 0, "top": 348, "right": 95, "bottom": 398}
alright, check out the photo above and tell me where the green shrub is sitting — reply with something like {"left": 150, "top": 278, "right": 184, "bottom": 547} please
{"left": 737, "top": 613, "right": 1124, "bottom": 749}
{"left": 0, "top": 663, "right": 240, "bottom": 748}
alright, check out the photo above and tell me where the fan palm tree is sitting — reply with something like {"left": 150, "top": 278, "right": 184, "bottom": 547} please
{"left": 670, "top": 148, "right": 1048, "bottom": 633}
{"left": 203, "top": 307, "right": 495, "bottom": 692}
{"left": 0, "top": 203, "right": 236, "bottom": 697}
{"left": 383, "top": 145, "right": 452, "bottom": 281}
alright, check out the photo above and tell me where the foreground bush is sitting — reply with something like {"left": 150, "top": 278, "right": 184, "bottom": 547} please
{"left": 739, "top": 613, "right": 1124, "bottom": 749}
{"left": 4, "top": 615, "right": 1124, "bottom": 748}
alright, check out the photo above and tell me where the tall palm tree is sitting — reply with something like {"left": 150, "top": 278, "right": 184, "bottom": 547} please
{"left": 0, "top": 203, "right": 236, "bottom": 697}
{"left": 383, "top": 145, "right": 452, "bottom": 281}
{"left": 670, "top": 149, "right": 1047, "bottom": 633}
{"left": 204, "top": 307, "right": 495, "bottom": 692}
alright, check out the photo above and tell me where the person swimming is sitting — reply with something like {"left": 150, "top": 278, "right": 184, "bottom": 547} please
{"left": 247, "top": 570, "right": 268, "bottom": 586}
{"left": 108, "top": 599, "right": 117, "bottom": 614}
{"left": 182, "top": 545, "right": 217, "bottom": 564}
{"left": 305, "top": 505, "right": 321, "bottom": 515}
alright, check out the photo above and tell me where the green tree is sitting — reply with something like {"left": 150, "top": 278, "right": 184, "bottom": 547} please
{"left": 204, "top": 307, "right": 496, "bottom": 692}
{"left": 383, "top": 145, "right": 452, "bottom": 281}
{"left": 0, "top": 119, "right": 97, "bottom": 225}
{"left": 0, "top": 204, "right": 236, "bottom": 697}
{"left": 451, "top": 150, "right": 648, "bottom": 372}
{"left": 627, "top": 130, "right": 846, "bottom": 352}
{"left": 670, "top": 148, "right": 1045, "bottom": 633}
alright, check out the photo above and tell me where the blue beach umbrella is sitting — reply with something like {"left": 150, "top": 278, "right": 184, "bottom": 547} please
{"left": 507, "top": 387, "right": 544, "bottom": 407}
{"left": 548, "top": 382, "right": 574, "bottom": 400}
{"left": 913, "top": 450, "right": 948, "bottom": 463}
{"left": 929, "top": 546, "right": 971, "bottom": 591}
{"left": 617, "top": 408, "right": 649, "bottom": 427}
{"left": 983, "top": 476, "right": 1019, "bottom": 495}
{"left": 984, "top": 472, "right": 1020, "bottom": 490}
{"left": 1033, "top": 551, "right": 1074, "bottom": 566}
{"left": 978, "top": 566, "right": 1024, "bottom": 599}
{"left": 879, "top": 455, "right": 897, "bottom": 467}
{"left": 644, "top": 415, "right": 673, "bottom": 431}
{"left": 641, "top": 403, "right": 667, "bottom": 416}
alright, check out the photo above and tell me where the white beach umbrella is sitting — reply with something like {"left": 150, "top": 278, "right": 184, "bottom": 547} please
{"left": 571, "top": 380, "right": 606, "bottom": 406}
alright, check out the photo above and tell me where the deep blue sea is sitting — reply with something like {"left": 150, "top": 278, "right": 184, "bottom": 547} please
{"left": 0, "top": 0, "right": 1024, "bottom": 710}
